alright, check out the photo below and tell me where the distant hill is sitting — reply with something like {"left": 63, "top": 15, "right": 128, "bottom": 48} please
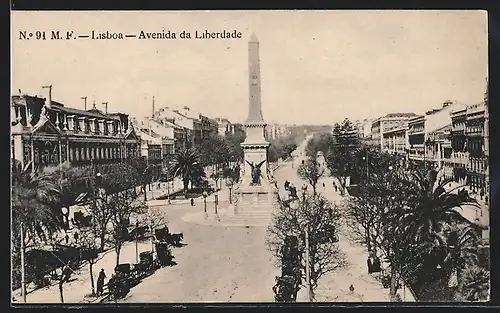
{"left": 289, "top": 125, "right": 332, "bottom": 136}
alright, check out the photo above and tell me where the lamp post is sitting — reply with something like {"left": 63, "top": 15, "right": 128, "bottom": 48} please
{"left": 203, "top": 191, "right": 208, "bottom": 219}
{"left": 166, "top": 169, "right": 171, "bottom": 205}
{"left": 304, "top": 226, "right": 312, "bottom": 302}
{"left": 227, "top": 178, "right": 233, "bottom": 204}
{"left": 362, "top": 150, "right": 369, "bottom": 180}
{"left": 135, "top": 221, "right": 139, "bottom": 263}
{"left": 299, "top": 191, "right": 312, "bottom": 302}
{"left": 214, "top": 192, "right": 219, "bottom": 216}
{"left": 19, "top": 221, "right": 26, "bottom": 303}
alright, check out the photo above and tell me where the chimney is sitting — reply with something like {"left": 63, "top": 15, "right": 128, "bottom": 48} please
{"left": 42, "top": 85, "right": 52, "bottom": 108}
{"left": 81, "top": 96, "right": 88, "bottom": 110}
{"left": 103, "top": 102, "right": 108, "bottom": 114}
{"left": 92, "top": 96, "right": 96, "bottom": 109}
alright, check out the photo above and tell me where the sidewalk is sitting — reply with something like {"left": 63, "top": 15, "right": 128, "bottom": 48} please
{"left": 301, "top": 177, "right": 394, "bottom": 302}
{"left": 442, "top": 181, "right": 489, "bottom": 230}
{"left": 13, "top": 240, "right": 154, "bottom": 304}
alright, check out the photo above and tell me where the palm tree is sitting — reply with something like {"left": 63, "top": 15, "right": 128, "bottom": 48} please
{"left": 392, "top": 167, "right": 478, "bottom": 249}
{"left": 12, "top": 159, "right": 63, "bottom": 246}
{"left": 11, "top": 159, "right": 62, "bottom": 300}
{"left": 42, "top": 161, "right": 92, "bottom": 230}
{"left": 168, "top": 150, "right": 205, "bottom": 198}
{"left": 441, "top": 224, "right": 480, "bottom": 284}
{"left": 380, "top": 166, "right": 479, "bottom": 299}
{"left": 455, "top": 265, "right": 490, "bottom": 301}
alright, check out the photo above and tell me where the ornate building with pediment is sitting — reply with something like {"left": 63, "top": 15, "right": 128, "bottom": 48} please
{"left": 11, "top": 94, "right": 141, "bottom": 170}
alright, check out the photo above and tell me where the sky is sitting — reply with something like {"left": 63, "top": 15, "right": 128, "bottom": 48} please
{"left": 11, "top": 10, "right": 488, "bottom": 125}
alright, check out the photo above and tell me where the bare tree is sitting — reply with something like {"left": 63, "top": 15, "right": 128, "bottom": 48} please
{"left": 267, "top": 193, "right": 347, "bottom": 300}
{"left": 297, "top": 157, "right": 325, "bottom": 195}
{"left": 78, "top": 228, "right": 106, "bottom": 297}
{"left": 89, "top": 188, "right": 114, "bottom": 252}
{"left": 135, "top": 206, "right": 169, "bottom": 241}
{"left": 109, "top": 188, "right": 147, "bottom": 266}
{"left": 343, "top": 193, "right": 385, "bottom": 253}
{"left": 57, "top": 262, "right": 73, "bottom": 303}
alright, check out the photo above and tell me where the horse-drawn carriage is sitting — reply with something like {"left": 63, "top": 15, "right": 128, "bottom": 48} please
{"left": 73, "top": 211, "right": 92, "bottom": 227}
{"left": 131, "top": 251, "right": 159, "bottom": 279}
{"left": 108, "top": 264, "right": 133, "bottom": 300}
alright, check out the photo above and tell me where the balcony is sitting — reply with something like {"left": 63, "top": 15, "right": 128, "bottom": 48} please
{"left": 466, "top": 129, "right": 485, "bottom": 137}
{"left": 450, "top": 157, "right": 468, "bottom": 165}
{"left": 450, "top": 129, "right": 465, "bottom": 136}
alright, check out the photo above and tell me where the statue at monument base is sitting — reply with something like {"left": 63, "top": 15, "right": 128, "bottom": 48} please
{"left": 246, "top": 160, "right": 266, "bottom": 186}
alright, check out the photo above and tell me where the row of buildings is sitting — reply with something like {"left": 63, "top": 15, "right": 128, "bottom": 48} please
{"left": 11, "top": 88, "right": 292, "bottom": 172}
{"left": 354, "top": 93, "right": 489, "bottom": 201}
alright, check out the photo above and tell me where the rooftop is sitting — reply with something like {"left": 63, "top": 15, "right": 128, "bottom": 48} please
{"left": 12, "top": 95, "right": 122, "bottom": 120}
{"left": 384, "top": 112, "right": 418, "bottom": 118}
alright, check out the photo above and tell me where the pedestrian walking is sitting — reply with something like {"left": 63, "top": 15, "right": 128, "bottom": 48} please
{"left": 322, "top": 182, "right": 325, "bottom": 188}
{"left": 96, "top": 268, "right": 107, "bottom": 296}
{"left": 190, "top": 198, "right": 194, "bottom": 206}
{"left": 349, "top": 284, "right": 355, "bottom": 294}
{"left": 73, "top": 231, "right": 79, "bottom": 243}
{"left": 65, "top": 234, "right": 69, "bottom": 244}
{"left": 367, "top": 257, "right": 373, "bottom": 274}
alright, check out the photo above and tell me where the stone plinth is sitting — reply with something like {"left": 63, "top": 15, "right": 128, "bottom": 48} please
{"left": 233, "top": 182, "right": 277, "bottom": 216}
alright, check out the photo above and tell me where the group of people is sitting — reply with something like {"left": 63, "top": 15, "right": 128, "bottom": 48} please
{"left": 64, "top": 231, "right": 79, "bottom": 245}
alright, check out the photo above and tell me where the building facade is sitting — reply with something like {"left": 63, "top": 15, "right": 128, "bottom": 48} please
{"left": 465, "top": 102, "right": 487, "bottom": 193}
{"left": 11, "top": 94, "right": 140, "bottom": 170}
{"left": 137, "top": 128, "right": 163, "bottom": 164}
{"left": 426, "top": 124, "right": 452, "bottom": 170}
{"left": 265, "top": 123, "right": 291, "bottom": 140}
{"left": 354, "top": 118, "right": 373, "bottom": 139}
{"left": 382, "top": 126, "right": 408, "bottom": 155}
{"left": 407, "top": 100, "right": 459, "bottom": 167}
{"left": 371, "top": 113, "right": 417, "bottom": 150}
{"left": 450, "top": 106, "right": 468, "bottom": 184}
{"left": 199, "top": 114, "right": 219, "bottom": 141}
{"left": 407, "top": 115, "right": 426, "bottom": 161}
{"left": 215, "top": 117, "right": 235, "bottom": 136}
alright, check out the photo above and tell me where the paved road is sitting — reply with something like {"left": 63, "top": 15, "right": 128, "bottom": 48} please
{"left": 120, "top": 188, "right": 279, "bottom": 303}
{"left": 121, "top": 134, "right": 393, "bottom": 303}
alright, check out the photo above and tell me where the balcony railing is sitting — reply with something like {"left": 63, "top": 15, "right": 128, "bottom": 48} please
{"left": 465, "top": 130, "right": 485, "bottom": 137}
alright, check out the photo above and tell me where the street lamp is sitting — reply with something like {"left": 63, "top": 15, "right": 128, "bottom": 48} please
{"left": 135, "top": 221, "right": 139, "bottom": 263}
{"left": 165, "top": 169, "right": 171, "bottom": 205}
{"left": 92, "top": 170, "right": 102, "bottom": 227}
{"left": 203, "top": 191, "right": 208, "bottom": 219}
{"left": 227, "top": 178, "right": 233, "bottom": 204}
{"left": 304, "top": 225, "right": 312, "bottom": 302}
{"left": 362, "top": 150, "right": 369, "bottom": 180}
{"left": 214, "top": 191, "right": 219, "bottom": 216}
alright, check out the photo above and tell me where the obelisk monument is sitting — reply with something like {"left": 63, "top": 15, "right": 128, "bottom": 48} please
{"left": 240, "top": 33, "right": 271, "bottom": 187}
